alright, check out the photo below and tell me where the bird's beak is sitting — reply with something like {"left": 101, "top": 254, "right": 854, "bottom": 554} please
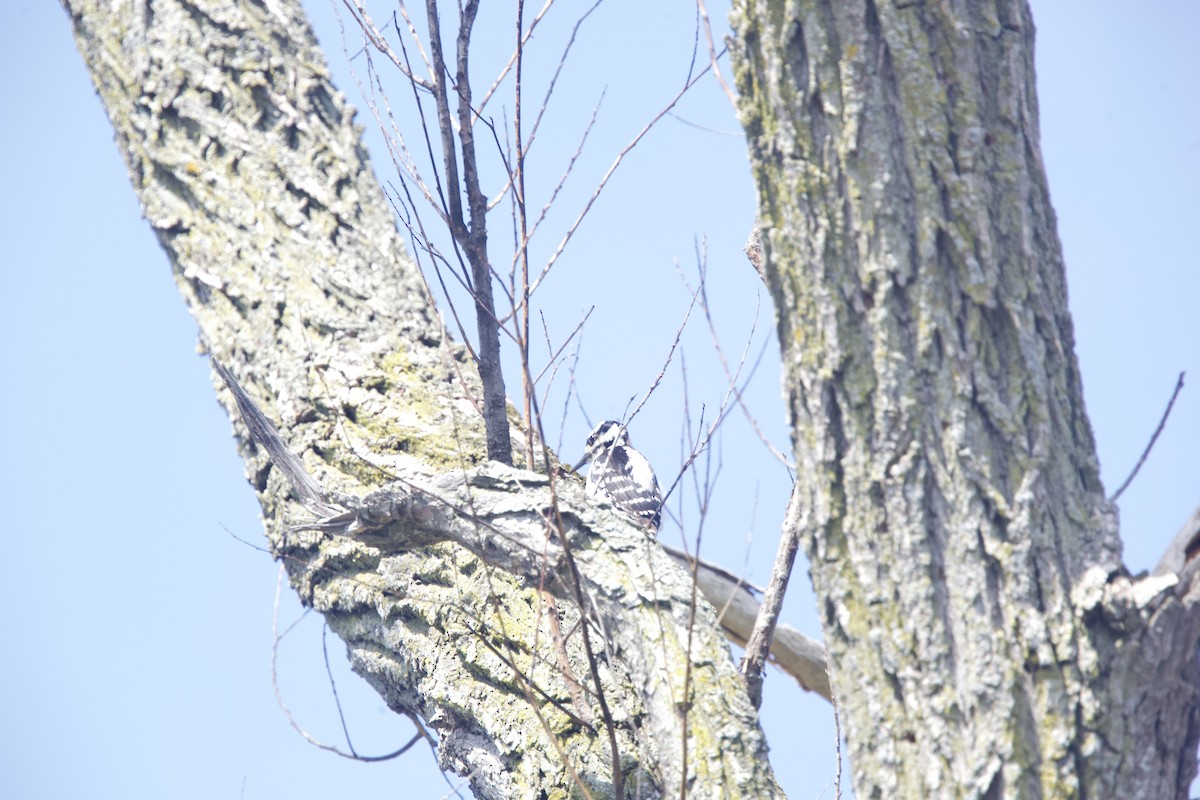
{"left": 572, "top": 455, "right": 589, "bottom": 472}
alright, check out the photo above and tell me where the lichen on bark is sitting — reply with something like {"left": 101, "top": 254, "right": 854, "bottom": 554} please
{"left": 732, "top": 1, "right": 1199, "bottom": 797}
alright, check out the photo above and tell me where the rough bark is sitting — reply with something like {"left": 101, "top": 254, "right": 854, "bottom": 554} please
{"left": 62, "top": 0, "right": 780, "bottom": 797}
{"left": 732, "top": 1, "right": 1200, "bottom": 798}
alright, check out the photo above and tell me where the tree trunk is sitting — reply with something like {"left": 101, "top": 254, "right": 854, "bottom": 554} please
{"left": 61, "top": 0, "right": 779, "bottom": 797}
{"left": 732, "top": 1, "right": 1200, "bottom": 797}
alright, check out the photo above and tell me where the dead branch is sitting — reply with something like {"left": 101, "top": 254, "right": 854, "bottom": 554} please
{"left": 1154, "top": 504, "right": 1200, "bottom": 577}
{"left": 739, "top": 484, "right": 805, "bottom": 706}
{"left": 695, "top": 0, "right": 736, "bottom": 108}
{"left": 660, "top": 545, "right": 830, "bottom": 701}
{"left": 1110, "top": 371, "right": 1186, "bottom": 502}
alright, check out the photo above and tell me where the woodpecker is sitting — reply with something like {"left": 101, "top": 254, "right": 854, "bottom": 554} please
{"left": 574, "top": 420, "right": 663, "bottom": 531}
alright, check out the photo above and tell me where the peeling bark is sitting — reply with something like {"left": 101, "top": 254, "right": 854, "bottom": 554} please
{"left": 732, "top": 1, "right": 1200, "bottom": 797}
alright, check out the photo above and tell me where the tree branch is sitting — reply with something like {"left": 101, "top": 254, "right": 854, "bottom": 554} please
{"left": 662, "top": 544, "right": 830, "bottom": 701}
{"left": 1154, "top": 504, "right": 1200, "bottom": 578}
{"left": 739, "top": 484, "right": 804, "bottom": 706}
{"left": 425, "top": 0, "right": 513, "bottom": 464}
{"left": 63, "top": 0, "right": 637, "bottom": 794}
{"left": 213, "top": 358, "right": 784, "bottom": 798}
{"left": 1110, "top": 371, "right": 1186, "bottom": 502}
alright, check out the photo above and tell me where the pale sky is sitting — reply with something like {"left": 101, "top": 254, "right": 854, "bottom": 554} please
{"left": 2, "top": 2, "right": 1196, "bottom": 798}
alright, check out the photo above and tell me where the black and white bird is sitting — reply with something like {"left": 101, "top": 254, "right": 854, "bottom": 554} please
{"left": 574, "top": 420, "right": 663, "bottom": 531}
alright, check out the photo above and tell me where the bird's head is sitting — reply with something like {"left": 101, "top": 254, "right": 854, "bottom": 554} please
{"left": 573, "top": 420, "right": 630, "bottom": 470}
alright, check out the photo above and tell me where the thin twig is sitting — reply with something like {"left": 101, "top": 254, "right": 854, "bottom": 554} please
{"left": 462, "top": 621, "right": 595, "bottom": 733}
{"left": 695, "top": 0, "right": 737, "bottom": 108}
{"left": 692, "top": 244, "right": 794, "bottom": 473}
{"left": 270, "top": 567, "right": 420, "bottom": 761}
{"left": 527, "top": 48, "right": 727, "bottom": 299}
{"left": 385, "top": 180, "right": 480, "bottom": 363}
{"left": 533, "top": 306, "right": 594, "bottom": 386}
{"left": 323, "top": 623, "right": 358, "bottom": 757}
{"left": 676, "top": 361, "right": 700, "bottom": 799}
{"left": 337, "top": 9, "right": 443, "bottom": 219}
{"left": 515, "top": 0, "right": 536, "bottom": 469}
{"left": 477, "top": 0, "right": 559, "bottom": 114}
{"left": 624, "top": 278, "right": 701, "bottom": 426}
{"left": 340, "top": 0, "right": 433, "bottom": 88}
{"left": 558, "top": 332, "right": 587, "bottom": 454}
{"left": 833, "top": 687, "right": 843, "bottom": 800}
{"left": 674, "top": 361, "right": 724, "bottom": 799}
{"left": 436, "top": 768, "right": 480, "bottom": 800}
{"left": 665, "top": 111, "right": 743, "bottom": 136}
{"left": 655, "top": 259, "right": 773, "bottom": 512}
{"left": 1110, "top": 371, "right": 1185, "bottom": 502}
{"left": 394, "top": 0, "right": 435, "bottom": 78}
{"left": 394, "top": 8, "right": 472, "bottom": 289}
{"left": 527, "top": 392, "right": 627, "bottom": 800}
{"left": 494, "top": 93, "right": 607, "bottom": 327}
{"left": 513, "top": 0, "right": 607, "bottom": 164}
{"left": 485, "top": 0, "right": 607, "bottom": 214}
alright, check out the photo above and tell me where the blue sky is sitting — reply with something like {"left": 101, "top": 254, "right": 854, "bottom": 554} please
{"left": 2, "top": 2, "right": 1196, "bottom": 798}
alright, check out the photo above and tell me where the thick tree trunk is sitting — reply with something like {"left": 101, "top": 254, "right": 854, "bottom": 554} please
{"left": 62, "top": 0, "right": 780, "bottom": 797}
{"left": 732, "top": 1, "right": 1200, "bottom": 797}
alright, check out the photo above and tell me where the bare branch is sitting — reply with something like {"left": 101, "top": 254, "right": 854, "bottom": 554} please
{"left": 424, "top": 2, "right": 467, "bottom": 239}
{"left": 514, "top": 0, "right": 537, "bottom": 470}
{"left": 661, "top": 545, "right": 831, "bottom": 701}
{"left": 484, "top": 2, "right": 605, "bottom": 219}
{"left": 557, "top": 334, "right": 587, "bottom": 454}
{"left": 1110, "top": 371, "right": 1186, "bottom": 502}
{"left": 385, "top": 180, "right": 479, "bottom": 363}
{"left": 393, "top": 10, "right": 473, "bottom": 288}
{"left": 695, "top": 0, "right": 737, "bottom": 108}
{"left": 624, "top": 276, "right": 700, "bottom": 426}
{"left": 533, "top": 305, "right": 594, "bottom": 387}
{"left": 321, "top": 623, "right": 358, "bottom": 756}
{"left": 520, "top": 90, "right": 605, "bottom": 238}
{"left": 270, "top": 571, "right": 423, "bottom": 762}
{"left": 833, "top": 692, "right": 843, "bottom": 800}
{"left": 393, "top": 0, "right": 435, "bottom": 79}
{"left": 477, "top": 0, "right": 559, "bottom": 114}
{"left": 739, "top": 484, "right": 804, "bottom": 706}
{"left": 341, "top": 0, "right": 433, "bottom": 88}
{"left": 528, "top": 49, "right": 726, "bottom": 300}
{"left": 330, "top": 6, "right": 444, "bottom": 222}
{"left": 512, "top": 0, "right": 607, "bottom": 163}
{"left": 656, "top": 259, "right": 776, "bottom": 513}
{"left": 695, "top": 247, "right": 794, "bottom": 472}
{"left": 421, "top": 0, "right": 513, "bottom": 464}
